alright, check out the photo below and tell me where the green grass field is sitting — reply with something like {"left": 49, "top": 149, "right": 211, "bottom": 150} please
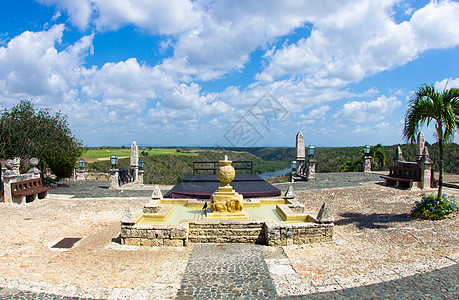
{"left": 80, "top": 148, "right": 194, "bottom": 162}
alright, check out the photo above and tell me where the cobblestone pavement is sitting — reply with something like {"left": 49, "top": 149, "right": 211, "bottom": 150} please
{"left": 176, "top": 244, "right": 277, "bottom": 299}
{"left": 1, "top": 173, "right": 458, "bottom": 299}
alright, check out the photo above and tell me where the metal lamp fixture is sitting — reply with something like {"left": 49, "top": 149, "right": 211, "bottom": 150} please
{"left": 364, "top": 145, "right": 371, "bottom": 155}
{"left": 110, "top": 155, "right": 118, "bottom": 167}
{"left": 291, "top": 161, "right": 297, "bottom": 171}
{"left": 138, "top": 159, "right": 144, "bottom": 168}
{"left": 308, "top": 145, "right": 316, "bottom": 157}
{"left": 78, "top": 159, "right": 85, "bottom": 169}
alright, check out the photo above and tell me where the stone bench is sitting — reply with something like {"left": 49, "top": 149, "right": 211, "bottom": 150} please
{"left": 11, "top": 178, "right": 51, "bottom": 203}
{"left": 380, "top": 166, "right": 421, "bottom": 189}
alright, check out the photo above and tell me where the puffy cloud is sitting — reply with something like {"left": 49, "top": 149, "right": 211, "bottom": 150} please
{"left": 37, "top": 0, "right": 94, "bottom": 30}
{"left": 334, "top": 95, "right": 401, "bottom": 123}
{"left": 299, "top": 105, "right": 330, "bottom": 124}
{"left": 0, "top": 24, "right": 93, "bottom": 105}
{"left": 257, "top": 0, "right": 459, "bottom": 88}
{"left": 435, "top": 77, "right": 459, "bottom": 90}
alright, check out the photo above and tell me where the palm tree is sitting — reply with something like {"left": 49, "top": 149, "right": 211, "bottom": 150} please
{"left": 403, "top": 83, "right": 459, "bottom": 198}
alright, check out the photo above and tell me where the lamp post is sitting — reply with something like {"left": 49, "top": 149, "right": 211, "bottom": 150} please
{"left": 137, "top": 159, "right": 145, "bottom": 184}
{"left": 307, "top": 145, "right": 316, "bottom": 181}
{"left": 308, "top": 145, "right": 316, "bottom": 157}
{"left": 75, "top": 159, "right": 86, "bottom": 181}
{"left": 110, "top": 155, "right": 118, "bottom": 167}
{"left": 290, "top": 161, "right": 297, "bottom": 182}
{"left": 363, "top": 145, "right": 372, "bottom": 172}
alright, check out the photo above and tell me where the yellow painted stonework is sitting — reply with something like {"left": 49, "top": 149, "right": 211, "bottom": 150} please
{"left": 206, "top": 158, "right": 247, "bottom": 219}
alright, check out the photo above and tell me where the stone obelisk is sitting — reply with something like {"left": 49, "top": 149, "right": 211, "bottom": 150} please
{"left": 131, "top": 141, "right": 139, "bottom": 181}
{"left": 296, "top": 132, "right": 305, "bottom": 176}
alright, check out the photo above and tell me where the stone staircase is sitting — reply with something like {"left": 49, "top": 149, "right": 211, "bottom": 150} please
{"left": 188, "top": 221, "right": 267, "bottom": 244}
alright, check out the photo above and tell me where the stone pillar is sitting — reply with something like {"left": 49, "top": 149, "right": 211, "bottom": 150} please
{"left": 130, "top": 141, "right": 139, "bottom": 182}
{"left": 418, "top": 147, "right": 432, "bottom": 189}
{"left": 2, "top": 174, "right": 16, "bottom": 203}
{"left": 138, "top": 170, "right": 144, "bottom": 184}
{"left": 296, "top": 132, "right": 306, "bottom": 177}
{"left": 416, "top": 131, "right": 425, "bottom": 161}
{"left": 109, "top": 169, "right": 119, "bottom": 190}
{"left": 363, "top": 156, "right": 372, "bottom": 172}
{"left": 307, "top": 159, "right": 316, "bottom": 181}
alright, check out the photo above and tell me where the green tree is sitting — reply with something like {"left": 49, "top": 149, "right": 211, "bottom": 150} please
{"left": 403, "top": 84, "right": 459, "bottom": 198}
{"left": 0, "top": 100, "right": 83, "bottom": 177}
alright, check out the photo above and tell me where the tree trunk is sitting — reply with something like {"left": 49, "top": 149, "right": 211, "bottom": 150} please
{"left": 437, "top": 139, "right": 443, "bottom": 199}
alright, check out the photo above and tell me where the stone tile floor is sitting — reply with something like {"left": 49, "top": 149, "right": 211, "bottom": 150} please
{"left": 0, "top": 173, "right": 458, "bottom": 299}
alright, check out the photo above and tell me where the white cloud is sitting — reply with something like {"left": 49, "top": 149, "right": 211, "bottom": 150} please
{"left": 257, "top": 0, "right": 459, "bottom": 88}
{"left": 0, "top": 25, "right": 93, "bottom": 106}
{"left": 334, "top": 95, "right": 401, "bottom": 123}
{"left": 37, "top": 0, "right": 94, "bottom": 30}
{"left": 299, "top": 105, "right": 329, "bottom": 124}
{"left": 435, "top": 77, "right": 459, "bottom": 90}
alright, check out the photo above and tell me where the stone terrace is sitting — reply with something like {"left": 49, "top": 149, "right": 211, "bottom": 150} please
{"left": 0, "top": 172, "right": 458, "bottom": 299}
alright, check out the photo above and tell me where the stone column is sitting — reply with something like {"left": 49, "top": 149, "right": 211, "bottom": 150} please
{"left": 2, "top": 174, "right": 16, "bottom": 203}
{"left": 418, "top": 147, "right": 432, "bottom": 189}
{"left": 130, "top": 141, "right": 139, "bottom": 182}
{"left": 138, "top": 170, "right": 144, "bottom": 184}
{"left": 12, "top": 157, "right": 20, "bottom": 175}
{"left": 307, "top": 159, "right": 316, "bottom": 181}
{"left": 109, "top": 169, "right": 119, "bottom": 190}
{"left": 296, "top": 132, "right": 305, "bottom": 176}
{"left": 363, "top": 156, "right": 372, "bottom": 172}
{"left": 416, "top": 131, "right": 425, "bottom": 161}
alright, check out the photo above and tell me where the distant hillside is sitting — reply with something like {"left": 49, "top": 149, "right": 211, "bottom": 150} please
{"left": 85, "top": 143, "right": 459, "bottom": 185}
{"left": 87, "top": 150, "right": 289, "bottom": 185}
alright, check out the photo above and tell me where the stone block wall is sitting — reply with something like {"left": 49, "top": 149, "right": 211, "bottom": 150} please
{"left": 120, "top": 223, "right": 188, "bottom": 247}
{"left": 120, "top": 219, "right": 333, "bottom": 247}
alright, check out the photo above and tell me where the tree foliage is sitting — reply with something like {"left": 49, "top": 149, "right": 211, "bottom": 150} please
{"left": 402, "top": 84, "right": 459, "bottom": 198}
{"left": 0, "top": 100, "right": 83, "bottom": 177}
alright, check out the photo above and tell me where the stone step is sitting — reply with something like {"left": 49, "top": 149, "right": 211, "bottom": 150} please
{"left": 188, "top": 228, "right": 265, "bottom": 237}
{"left": 188, "top": 221, "right": 265, "bottom": 230}
{"left": 188, "top": 235, "right": 266, "bottom": 244}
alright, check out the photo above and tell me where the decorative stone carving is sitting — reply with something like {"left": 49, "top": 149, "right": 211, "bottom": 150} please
{"left": 28, "top": 157, "right": 41, "bottom": 175}
{"left": 317, "top": 202, "right": 334, "bottom": 223}
{"left": 121, "top": 207, "right": 135, "bottom": 226}
{"left": 207, "top": 156, "right": 246, "bottom": 219}
{"left": 396, "top": 146, "right": 405, "bottom": 161}
{"left": 284, "top": 186, "right": 295, "bottom": 199}
{"left": 151, "top": 185, "right": 163, "bottom": 200}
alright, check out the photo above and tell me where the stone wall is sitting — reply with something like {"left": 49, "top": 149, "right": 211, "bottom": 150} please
{"left": 120, "top": 219, "right": 333, "bottom": 247}
{"left": 120, "top": 223, "right": 188, "bottom": 247}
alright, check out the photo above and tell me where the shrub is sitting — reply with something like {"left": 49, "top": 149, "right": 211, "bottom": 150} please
{"left": 411, "top": 193, "right": 458, "bottom": 220}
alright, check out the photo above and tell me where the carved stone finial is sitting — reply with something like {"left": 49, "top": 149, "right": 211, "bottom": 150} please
{"left": 317, "top": 202, "right": 334, "bottom": 223}
{"left": 420, "top": 146, "right": 432, "bottom": 163}
{"left": 397, "top": 146, "right": 405, "bottom": 161}
{"left": 284, "top": 186, "right": 295, "bottom": 199}
{"left": 151, "top": 185, "right": 163, "bottom": 200}
{"left": 121, "top": 207, "right": 135, "bottom": 225}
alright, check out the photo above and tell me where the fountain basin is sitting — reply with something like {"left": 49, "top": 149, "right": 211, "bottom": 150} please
{"left": 120, "top": 198, "right": 333, "bottom": 247}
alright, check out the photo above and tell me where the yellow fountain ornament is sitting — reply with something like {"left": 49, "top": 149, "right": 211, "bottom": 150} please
{"left": 206, "top": 155, "right": 247, "bottom": 219}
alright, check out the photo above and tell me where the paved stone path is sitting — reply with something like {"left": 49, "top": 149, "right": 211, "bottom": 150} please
{"left": 176, "top": 244, "right": 277, "bottom": 299}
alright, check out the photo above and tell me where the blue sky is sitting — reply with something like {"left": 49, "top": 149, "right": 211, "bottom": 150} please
{"left": 0, "top": 0, "right": 458, "bottom": 148}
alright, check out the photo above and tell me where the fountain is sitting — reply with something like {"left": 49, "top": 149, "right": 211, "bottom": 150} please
{"left": 120, "top": 156, "right": 334, "bottom": 247}
{"left": 205, "top": 156, "right": 247, "bottom": 219}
